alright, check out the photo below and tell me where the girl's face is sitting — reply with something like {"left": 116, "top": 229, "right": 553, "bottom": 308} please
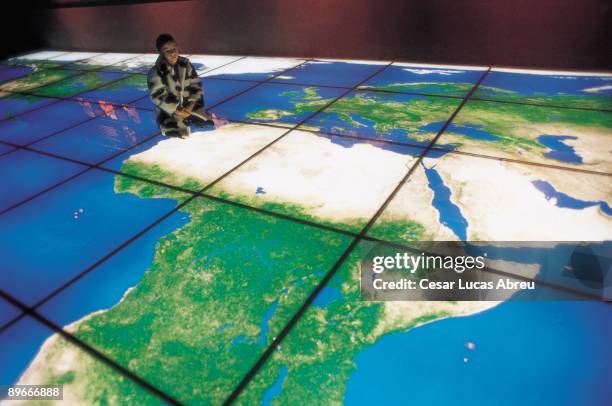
{"left": 161, "top": 41, "right": 179, "bottom": 65}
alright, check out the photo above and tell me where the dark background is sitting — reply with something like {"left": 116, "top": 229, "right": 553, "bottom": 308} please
{"left": 4, "top": 0, "right": 611, "bottom": 70}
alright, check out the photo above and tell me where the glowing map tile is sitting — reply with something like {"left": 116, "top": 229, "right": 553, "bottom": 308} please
{"left": 0, "top": 149, "right": 87, "bottom": 213}
{"left": 3, "top": 51, "right": 69, "bottom": 70}
{"left": 73, "top": 75, "right": 149, "bottom": 105}
{"left": 235, "top": 242, "right": 612, "bottom": 405}
{"left": 0, "top": 93, "right": 58, "bottom": 119}
{"left": 47, "top": 52, "right": 103, "bottom": 63}
{"left": 271, "top": 58, "right": 389, "bottom": 88}
{"left": 359, "top": 62, "right": 486, "bottom": 97}
{"left": 0, "top": 69, "right": 81, "bottom": 94}
{"left": 110, "top": 123, "right": 287, "bottom": 191}
{"left": 0, "top": 144, "right": 15, "bottom": 155}
{"left": 301, "top": 89, "right": 462, "bottom": 146}
{"left": 187, "top": 54, "right": 243, "bottom": 75}
{"left": 30, "top": 108, "right": 159, "bottom": 164}
{"left": 474, "top": 68, "right": 612, "bottom": 110}
{"left": 111, "top": 54, "right": 161, "bottom": 73}
{"left": 208, "top": 129, "right": 424, "bottom": 232}
{"left": 133, "top": 77, "right": 256, "bottom": 111}
{"left": 210, "top": 82, "right": 345, "bottom": 128}
{"left": 368, "top": 150, "right": 612, "bottom": 242}
{"left": 33, "top": 197, "right": 352, "bottom": 404}
{"left": 0, "top": 298, "right": 20, "bottom": 328}
{"left": 29, "top": 71, "right": 128, "bottom": 98}
{"left": 0, "top": 65, "right": 34, "bottom": 82}
{"left": 0, "top": 169, "right": 190, "bottom": 306}
{"left": 435, "top": 99, "right": 612, "bottom": 173}
{"left": 202, "top": 56, "right": 306, "bottom": 81}
{"left": 0, "top": 315, "right": 166, "bottom": 403}
{"left": 62, "top": 53, "right": 143, "bottom": 71}
{"left": 0, "top": 100, "right": 99, "bottom": 145}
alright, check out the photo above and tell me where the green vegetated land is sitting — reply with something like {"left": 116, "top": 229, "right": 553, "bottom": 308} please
{"left": 360, "top": 81, "right": 480, "bottom": 96}
{"left": 31, "top": 72, "right": 124, "bottom": 98}
{"left": 236, "top": 240, "right": 452, "bottom": 405}
{"left": 245, "top": 84, "right": 610, "bottom": 158}
{"left": 368, "top": 218, "right": 431, "bottom": 243}
{"left": 458, "top": 98, "right": 611, "bottom": 132}
{"left": 361, "top": 78, "right": 611, "bottom": 109}
{"left": 8, "top": 59, "right": 64, "bottom": 70}
{"left": 449, "top": 99, "right": 612, "bottom": 151}
{"left": 473, "top": 86, "right": 612, "bottom": 110}
{"left": 120, "top": 159, "right": 376, "bottom": 234}
{"left": 29, "top": 164, "right": 360, "bottom": 404}
{"left": 0, "top": 68, "right": 77, "bottom": 93}
{"left": 95, "top": 74, "right": 148, "bottom": 94}
{"left": 312, "top": 92, "right": 459, "bottom": 134}
{"left": 211, "top": 189, "right": 366, "bottom": 234}
{"left": 0, "top": 62, "right": 133, "bottom": 98}
{"left": 247, "top": 87, "right": 461, "bottom": 138}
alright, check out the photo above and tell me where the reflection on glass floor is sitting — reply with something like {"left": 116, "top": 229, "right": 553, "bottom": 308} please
{"left": 0, "top": 51, "right": 611, "bottom": 405}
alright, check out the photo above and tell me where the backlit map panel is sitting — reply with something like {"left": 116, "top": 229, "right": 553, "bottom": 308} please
{"left": 0, "top": 51, "right": 610, "bottom": 405}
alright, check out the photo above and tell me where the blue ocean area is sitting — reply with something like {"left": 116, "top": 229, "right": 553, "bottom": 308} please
{"left": 307, "top": 91, "right": 461, "bottom": 147}
{"left": 31, "top": 71, "right": 127, "bottom": 98}
{"left": 0, "top": 144, "right": 14, "bottom": 155}
{"left": 479, "top": 71, "right": 612, "bottom": 98}
{"left": 0, "top": 149, "right": 189, "bottom": 385}
{"left": 135, "top": 78, "right": 256, "bottom": 111}
{"left": 422, "top": 124, "right": 587, "bottom": 165}
{"left": 2, "top": 57, "right": 610, "bottom": 403}
{"left": 342, "top": 163, "right": 612, "bottom": 404}
{"left": 201, "top": 78, "right": 257, "bottom": 107}
{"left": 0, "top": 149, "right": 87, "bottom": 213}
{"left": 0, "top": 299, "right": 20, "bottom": 327}
{"left": 440, "top": 122, "right": 500, "bottom": 141}
{"left": 362, "top": 65, "right": 484, "bottom": 96}
{"left": 317, "top": 113, "right": 434, "bottom": 147}
{"left": 0, "top": 65, "right": 33, "bottom": 82}
{"left": 207, "top": 71, "right": 287, "bottom": 82}
{"left": 30, "top": 108, "right": 159, "bottom": 165}
{"left": 204, "top": 59, "right": 303, "bottom": 82}
{"left": 532, "top": 180, "right": 611, "bottom": 215}
{"left": 537, "top": 135, "right": 583, "bottom": 163}
{"left": 0, "top": 100, "right": 99, "bottom": 145}
{"left": 321, "top": 132, "right": 436, "bottom": 156}
{"left": 463, "top": 241, "right": 610, "bottom": 299}
{"left": 345, "top": 300, "right": 612, "bottom": 405}
{"left": 211, "top": 83, "right": 344, "bottom": 125}
{"left": 77, "top": 76, "right": 149, "bottom": 105}
{"left": 270, "top": 60, "right": 384, "bottom": 88}
{"left": 320, "top": 114, "right": 432, "bottom": 148}
{"left": 0, "top": 94, "right": 58, "bottom": 119}
{"left": 314, "top": 114, "right": 502, "bottom": 149}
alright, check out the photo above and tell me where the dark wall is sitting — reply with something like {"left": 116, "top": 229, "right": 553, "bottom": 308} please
{"left": 11, "top": 0, "right": 612, "bottom": 70}
{"left": 0, "top": 7, "right": 47, "bottom": 61}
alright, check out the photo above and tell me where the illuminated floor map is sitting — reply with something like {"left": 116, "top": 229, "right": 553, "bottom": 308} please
{"left": 0, "top": 51, "right": 611, "bottom": 405}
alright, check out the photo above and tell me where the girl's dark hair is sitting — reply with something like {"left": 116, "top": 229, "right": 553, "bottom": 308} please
{"left": 155, "top": 33, "right": 175, "bottom": 51}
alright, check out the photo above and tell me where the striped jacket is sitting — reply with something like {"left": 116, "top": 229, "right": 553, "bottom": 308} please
{"left": 147, "top": 55, "right": 203, "bottom": 133}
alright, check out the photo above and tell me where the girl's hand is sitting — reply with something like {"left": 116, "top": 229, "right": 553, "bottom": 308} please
{"left": 174, "top": 108, "right": 190, "bottom": 119}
